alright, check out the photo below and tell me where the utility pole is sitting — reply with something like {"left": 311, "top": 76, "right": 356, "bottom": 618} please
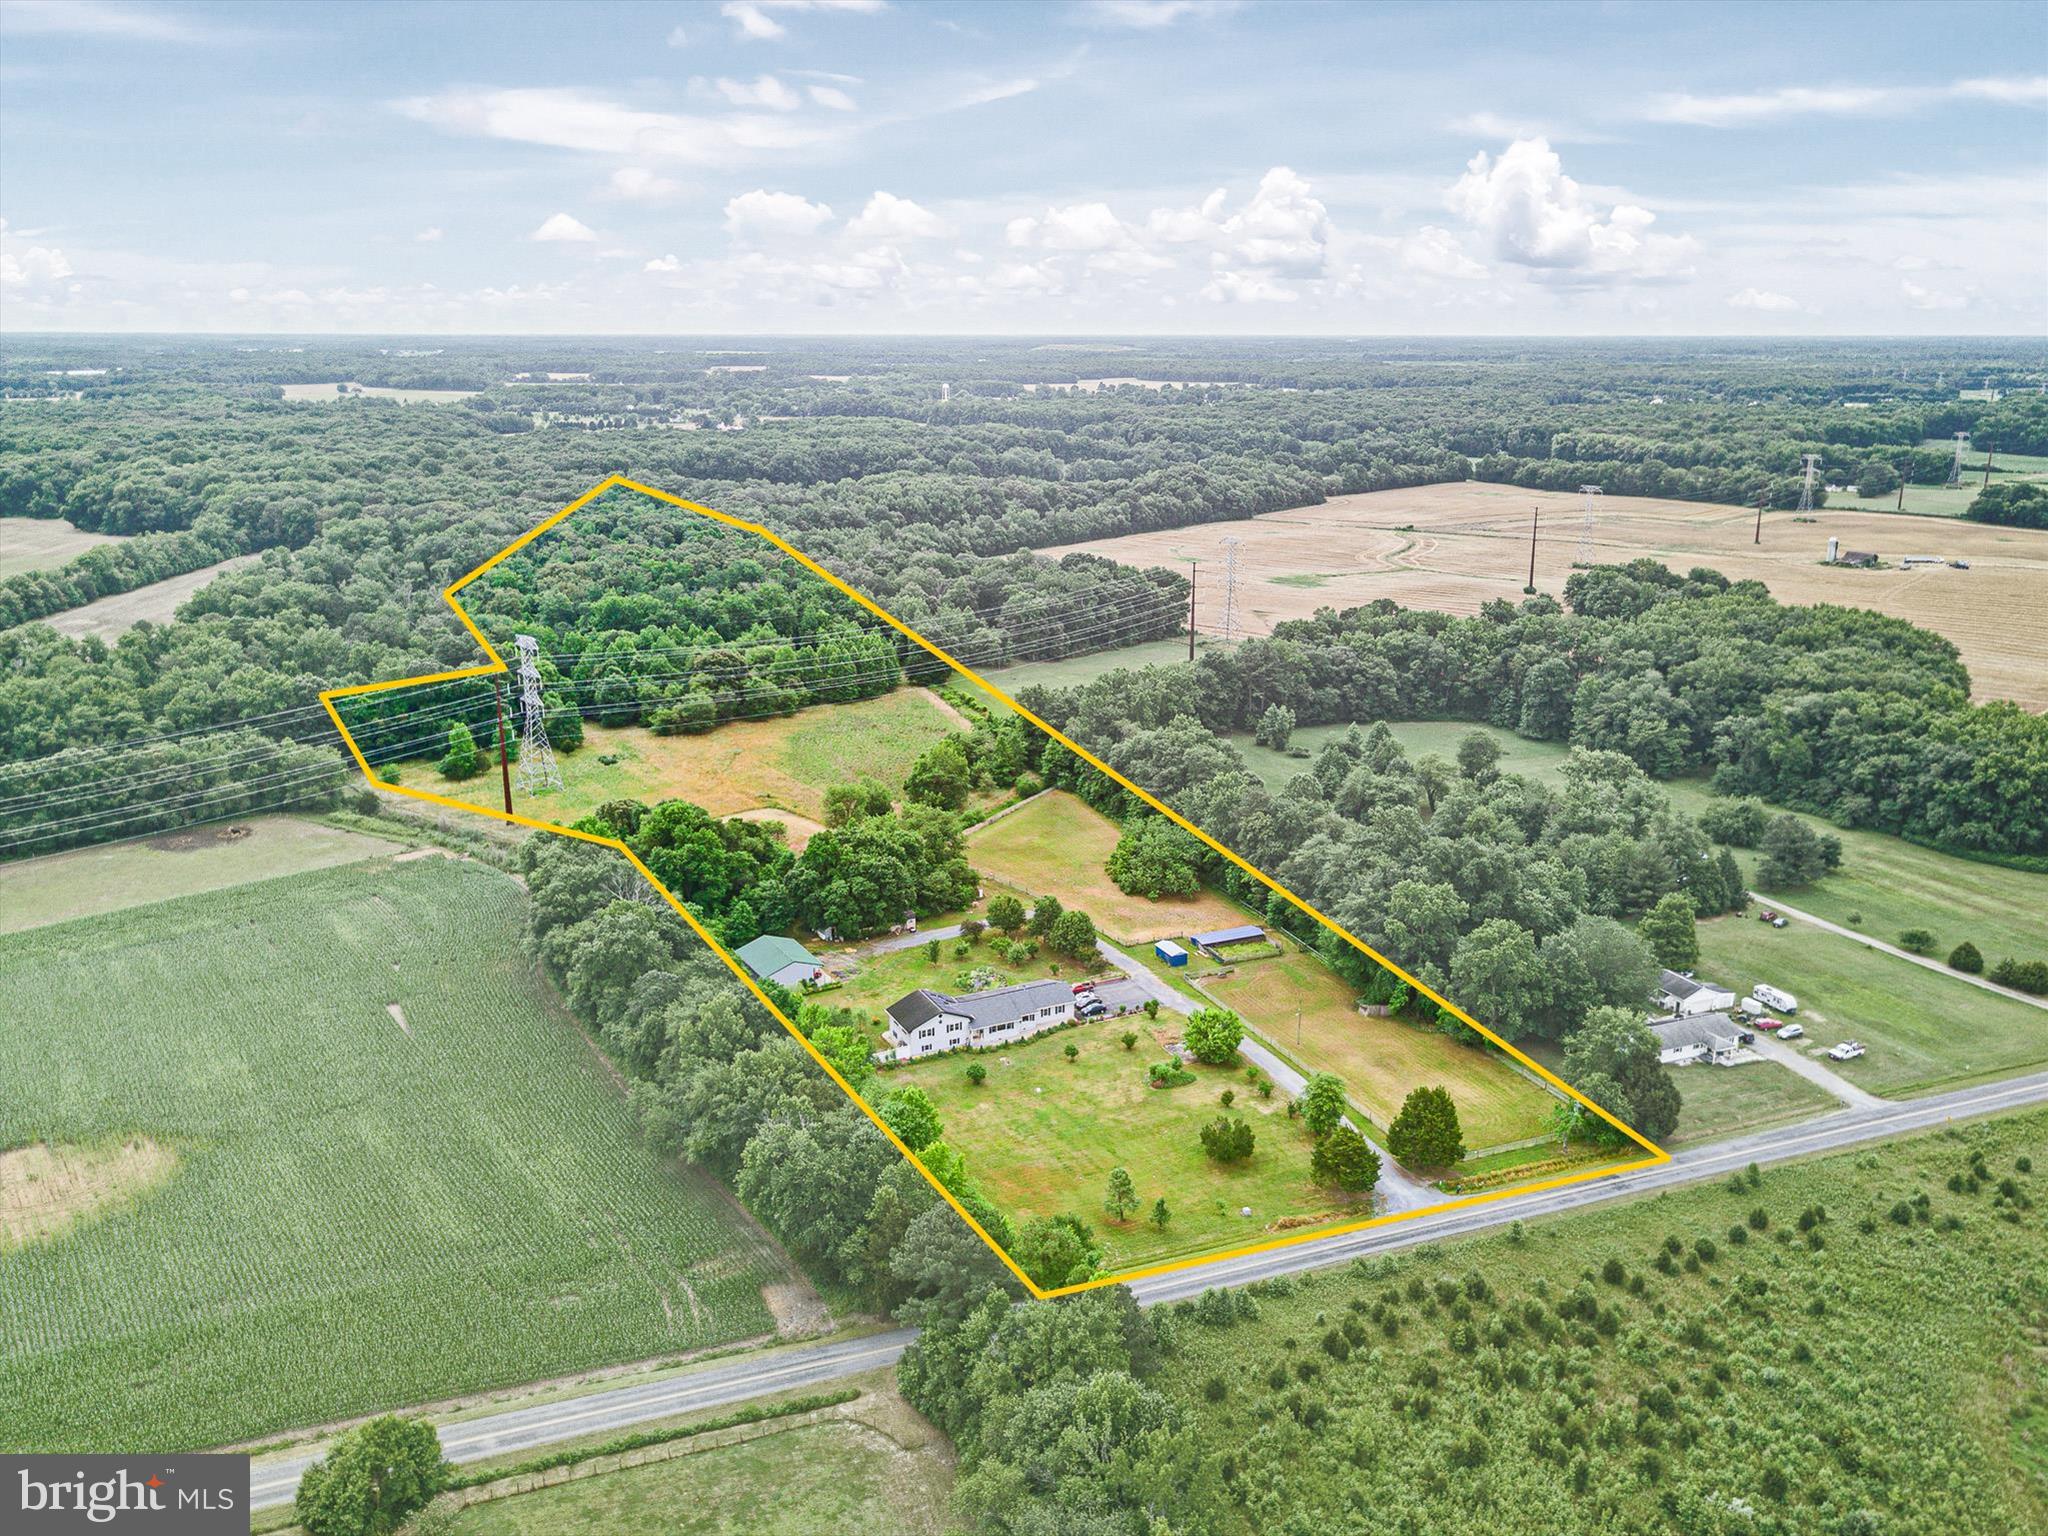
{"left": 1754, "top": 487, "right": 1767, "bottom": 544}
{"left": 492, "top": 675, "right": 513, "bottom": 816}
{"left": 513, "top": 634, "right": 562, "bottom": 795}
{"left": 1185, "top": 560, "right": 1198, "bottom": 662}
{"left": 1896, "top": 466, "right": 1907, "bottom": 513}
{"left": 1982, "top": 442, "right": 1995, "bottom": 489}
{"left": 1527, "top": 506, "right": 1539, "bottom": 590}
{"left": 1295, "top": 1004, "right": 1302, "bottom": 1049}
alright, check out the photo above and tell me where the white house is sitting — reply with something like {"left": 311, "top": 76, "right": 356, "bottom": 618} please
{"left": 1650, "top": 1012, "right": 1756, "bottom": 1067}
{"left": 879, "top": 979, "right": 1075, "bottom": 1062}
{"left": 1651, "top": 969, "right": 1737, "bottom": 1018}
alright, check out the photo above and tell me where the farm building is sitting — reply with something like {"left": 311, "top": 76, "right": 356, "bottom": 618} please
{"left": 879, "top": 979, "right": 1075, "bottom": 1062}
{"left": 1650, "top": 1012, "right": 1758, "bottom": 1067}
{"left": 735, "top": 934, "right": 831, "bottom": 990}
{"left": 1154, "top": 939, "right": 1189, "bottom": 968}
{"left": 1651, "top": 969, "right": 1737, "bottom": 1018}
{"left": 1192, "top": 923, "right": 1266, "bottom": 952}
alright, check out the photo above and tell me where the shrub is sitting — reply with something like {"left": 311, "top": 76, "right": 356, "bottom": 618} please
{"left": 436, "top": 722, "right": 482, "bottom": 781}
{"left": 1063, "top": 1042, "right": 1079, "bottom": 1062}
{"left": 1120, "top": 1030, "right": 1139, "bottom": 1050}
{"left": 985, "top": 894, "right": 1026, "bottom": 931}
{"left": 1989, "top": 956, "right": 2048, "bottom": 993}
{"left": 1200, "top": 1115, "right": 1256, "bottom": 1163}
{"left": 1898, "top": 928, "right": 1937, "bottom": 954}
{"left": 1183, "top": 1007, "right": 1244, "bottom": 1064}
{"left": 966, "top": 1062, "right": 987, "bottom": 1086}
{"left": 1948, "top": 940, "right": 1984, "bottom": 974}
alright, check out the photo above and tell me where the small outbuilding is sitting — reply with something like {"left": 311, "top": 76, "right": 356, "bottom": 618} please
{"left": 1651, "top": 969, "right": 1737, "bottom": 1018}
{"left": 1154, "top": 939, "right": 1189, "bottom": 968}
{"left": 735, "top": 934, "right": 830, "bottom": 990}
{"left": 1192, "top": 924, "right": 1266, "bottom": 952}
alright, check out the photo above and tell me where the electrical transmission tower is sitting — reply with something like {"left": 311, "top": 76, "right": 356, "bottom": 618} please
{"left": 1946, "top": 430, "right": 1969, "bottom": 487}
{"left": 1218, "top": 537, "right": 1242, "bottom": 644}
{"left": 513, "top": 634, "right": 561, "bottom": 795}
{"left": 1797, "top": 453, "right": 1821, "bottom": 514}
{"left": 1574, "top": 485, "right": 1602, "bottom": 565}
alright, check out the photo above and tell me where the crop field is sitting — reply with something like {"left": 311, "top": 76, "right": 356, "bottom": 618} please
{"left": 964, "top": 790, "right": 1248, "bottom": 943}
{"left": 1694, "top": 915, "right": 2048, "bottom": 1098}
{"left": 0, "top": 858, "right": 789, "bottom": 1452}
{"left": 0, "top": 815, "right": 405, "bottom": 936}
{"left": 39, "top": 553, "right": 260, "bottom": 640}
{"left": 1200, "top": 947, "right": 1558, "bottom": 1151}
{"left": 892, "top": 1013, "right": 1348, "bottom": 1273}
{"left": 0, "top": 515, "right": 120, "bottom": 578}
{"left": 405, "top": 688, "right": 961, "bottom": 828}
{"left": 1041, "top": 481, "right": 2048, "bottom": 709}
{"left": 1663, "top": 1057, "right": 1839, "bottom": 1147}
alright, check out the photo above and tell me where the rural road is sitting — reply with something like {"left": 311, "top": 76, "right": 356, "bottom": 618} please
{"left": 1755, "top": 895, "right": 2048, "bottom": 1011}
{"left": 250, "top": 1067, "right": 2048, "bottom": 1509}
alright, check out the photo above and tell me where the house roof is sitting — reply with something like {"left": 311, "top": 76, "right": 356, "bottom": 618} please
{"left": 735, "top": 935, "right": 817, "bottom": 980}
{"left": 1193, "top": 924, "right": 1265, "bottom": 948}
{"left": 1656, "top": 969, "right": 1727, "bottom": 1001}
{"left": 886, "top": 978, "right": 1072, "bottom": 1033}
{"left": 1650, "top": 1012, "right": 1745, "bottom": 1051}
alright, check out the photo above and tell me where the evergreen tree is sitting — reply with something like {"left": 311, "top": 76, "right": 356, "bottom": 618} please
{"left": 1387, "top": 1085, "right": 1465, "bottom": 1169}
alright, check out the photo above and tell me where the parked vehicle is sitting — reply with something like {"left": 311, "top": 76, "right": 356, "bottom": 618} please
{"left": 1753, "top": 984, "right": 1798, "bottom": 1012}
{"left": 1827, "top": 1040, "right": 1865, "bottom": 1061}
{"left": 1778, "top": 1023, "right": 1805, "bottom": 1040}
{"left": 1758, "top": 909, "right": 1779, "bottom": 923}
{"left": 1754, "top": 1015, "right": 1784, "bottom": 1031}
{"left": 1771, "top": 916, "right": 1788, "bottom": 928}
{"left": 1077, "top": 996, "right": 1108, "bottom": 1018}
{"left": 1071, "top": 980, "right": 1097, "bottom": 995}
{"left": 1739, "top": 997, "right": 1765, "bottom": 1017}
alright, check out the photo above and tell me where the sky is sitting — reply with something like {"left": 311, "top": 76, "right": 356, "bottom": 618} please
{"left": 1, "top": 0, "right": 2044, "bottom": 336}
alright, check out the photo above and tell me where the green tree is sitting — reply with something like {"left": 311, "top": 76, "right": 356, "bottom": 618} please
{"left": 1387, "top": 1085, "right": 1465, "bottom": 1169}
{"left": 985, "top": 893, "right": 1026, "bottom": 931}
{"left": 1253, "top": 702, "right": 1296, "bottom": 750}
{"left": 1103, "top": 1166, "right": 1139, "bottom": 1223}
{"left": 1149, "top": 1197, "right": 1171, "bottom": 1230}
{"left": 1759, "top": 814, "right": 1831, "bottom": 887}
{"left": 1715, "top": 847, "right": 1747, "bottom": 911}
{"left": 1011, "top": 1213, "right": 1101, "bottom": 1290}
{"left": 1298, "top": 1071, "right": 1348, "bottom": 1138}
{"left": 1182, "top": 1006, "right": 1244, "bottom": 1065}
{"left": 810, "top": 1023, "right": 876, "bottom": 1093}
{"left": 1448, "top": 919, "right": 1550, "bottom": 1042}
{"left": 1699, "top": 797, "right": 1770, "bottom": 847}
{"left": 1063, "top": 1042, "right": 1080, "bottom": 1062}
{"left": 1561, "top": 1005, "right": 1681, "bottom": 1144}
{"left": 1200, "top": 1114, "right": 1256, "bottom": 1163}
{"left": 905, "top": 737, "right": 972, "bottom": 811}
{"left": 1949, "top": 940, "right": 1984, "bottom": 973}
{"left": 294, "top": 1415, "right": 449, "bottom": 1536}
{"left": 1047, "top": 907, "right": 1098, "bottom": 960}
{"left": 823, "top": 777, "right": 893, "bottom": 827}
{"left": 1311, "top": 1125, "right": 1382, "bottom": 1192}
{"left": 436, "top": 721, "right": 481, "bottom": 781}
{"left": 1637, "top": 891, "right": 1700, "bottom": 970}
{"left": 878, "top": 1085, "right": 943, "bottom": 1151}
{"left": 1027, "top": 895, "right": 1063, "bottom": 938}
{"left": 1455, "top": 730, "right": 1503, "bottom": 782}
{"left": 1106, "top": 815, "right": 1205, "bottom": 898}
{"left": 966, "top": 1061, "right": 988, "bottom": 1085}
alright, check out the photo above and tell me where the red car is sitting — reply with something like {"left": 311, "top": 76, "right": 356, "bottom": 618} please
{"left": 1754, "top": 1016, "right": 1784, "bottom": 1031}
{"left": 1071, "top": 980, "right": 1097, "bottom": 995}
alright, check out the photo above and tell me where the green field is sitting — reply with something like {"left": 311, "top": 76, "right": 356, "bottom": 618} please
{"left": 970, "top": 636, "right": 1211, "bottom": 694}
{"left": 1157, "top": 1108, "right": 2048, "bottom": 1534}
{"left": 1233, "top": 719, "right": 1573, "bottom": 790}
{"left": 1201, "top": 947, "right": 1559, "bottom": 1151}
{"left": 1825, "top": 455, "right": 2048, "bottom": 519}
{"left": 1663, "top": 1057, "right": 1840, "bottom": 1147}
{"left": 0, "top": 815, "right": 406, "bottom": 936}
{"left": 965, "top": 790, "right": 1248, "bottom": 943}
{"left": 400, "top": 687, "right": 961, "bottom": 828}
{"left": 890, "top": 1013, "right": 1350, "bottom": 1273}
{"left": 0, "top": 859, "right": 788, "bottom": 1452}
{"left": 1695, "top": 914, "right": 2048, "bottom": 1097}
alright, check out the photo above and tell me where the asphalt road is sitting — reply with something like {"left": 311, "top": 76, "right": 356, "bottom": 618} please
{"left": 250, "top": 1065, "right": 2048, "bottom": 1509}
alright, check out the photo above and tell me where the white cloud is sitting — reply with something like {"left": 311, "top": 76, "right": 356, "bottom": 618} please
{"left": 1202, "top": 269, "right": 1296, "bottom": 303}
{"left": 847, "top": 192, "right": 950, "bottom": 241}
{"left": 1726, "top": 287, "right": 1799, "bottom": 312}
{"left": 724, "top": 189, "right": 834, "bottom": 241}
{"left": 0, "top": 0, "right": 244, "bottom": 43}
{"left": 714, "top": 74, "right": 803, "bottom": 111}
{"left": 1400, "top": 225, "right": 1486, "bottom": 280}
{"left": 807, "top": 84, "right": 857, "bottom": 111}
{"left": 1645, "top": 74, "right": 2048, "bottom": 127}
{"left": 0, "top": 220, "right": 74, "bottom": 288}
{"left": 666, "top": 25, "right": 687, "bottom": 47}
{"left": 1447, "top": 138, "right": 1697, "bottom": 282}
{"left": 414, "top": 226, "right": 444, "bottom": 243}
{"left": 721, "top": 0, "right": 886, "bottom": 42}
{"left": 645, "top": 254, "right": 682, "bottom": 272}
{"left": 1900, "top": 277, "right": 1966, "bottom": 311}
{"left": 392, "top": 86, "right": 840, "bottom": 168}
{"left": 530, "top": 212, "right": 597, "bottom": 243}
{"left": 1216, "top": 166, "right": 1331, "bottom": 276}
{"left": 1072, "top": 0, "right": 1241, "bottom": 28}
{"left": 604, "top": 167, "right": 683, "bottom": 204}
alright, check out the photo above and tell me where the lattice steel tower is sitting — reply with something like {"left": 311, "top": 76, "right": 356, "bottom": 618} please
{"left": 1218, "top": 537, "right": 1242, "bottom": 644}
{"left": 1946, "top": 430, "right": 1969, "bottom": 487}
{"left": 1574, "top": 485, "right": 1602, "bottom": 565}
{"left": 513, "top": 634, "right": 562, "bottom": 795}
{"left": 1797, "top": 453, "right": 1822, "bottom": 514}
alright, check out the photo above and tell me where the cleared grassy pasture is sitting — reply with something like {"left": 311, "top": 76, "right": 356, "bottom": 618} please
{"left": 39, "top": 554, "right": 260, "bottom": 640}
{"left": 1201, "top": 948, "right": 1558, "bottom": 1151}
{"left": 964, "top": 790, "right": 1247, "bottom": 943}
{"left": 1694, "top": 914, "right": 2048, "bottom": 1098}
{"left": 0, "top": 516, "right": 120, "bottom": 578}
{"left": 969, "top": 637, "right": 1217, "bottom": 694}
{"left": 1233, "top": 719, "right": 1573, "bottom": 791}
{"left": 1662, "top": 1058, "right": 1839, "bottom": 1148}
{"left": 890, "top": 1014, "right": 1349, "bottom": 1273}
{"left": 0, "top": 858, "right": 788, "bottom": 1452}
{"left": 0, "top": 815, "right": 405, "bottom": 935}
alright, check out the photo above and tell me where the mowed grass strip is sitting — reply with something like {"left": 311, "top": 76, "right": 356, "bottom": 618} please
{"left": 1695, "top": 915, "right": 2048, "bottom": 1098}
{"left": 1202, "top": 950, "right": 1558, "bottom": 1151}
{"left": 892, "top": 1016, "right": 1350, "bottom": 1272}
{"left": 964, "top": 790, "right": 1247, "bottom": 944}
{"left": 0, "top": 859, "right": 783, "bottom": 1453}
{"left": 1663, "top": 1059, "right": 1841, "bottom": 1148}
{"left": 404, "top": 687, "right": 959, "bottom": 828}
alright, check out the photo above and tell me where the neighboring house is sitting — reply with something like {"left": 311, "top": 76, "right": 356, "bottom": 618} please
{"left": 734, "top": 934, "right": 831, "bottom": 991}
{"left": 1650, "top": 1012, "right": 1757, "bottom": 1067}
{"left": 1192, "top": 923, "right": 1266, "bottom": 952}
{"left": 879, "top": 979, "right": 1074, "bottom": 1062}
{"left": 1651, "top": 969, "right": 1737, "bottom": 1018}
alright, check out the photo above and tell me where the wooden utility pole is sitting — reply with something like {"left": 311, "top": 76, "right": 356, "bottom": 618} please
{"left": 1896, "top": 465, "right": 1908, "bottom": 512}
{"left": 1527, "top": 506, "right": 1539, "bottom": 589}
{"left": 493, "top": 675, "right": 513, "bottom": 816}
{"left": 1185, "top": 560, "right": 1198, "bottom": 662}
{"left": 1982, "top": 443, "right": 1995, "bottom": 489}
{"left": 1754, "top": 487, "right": 1767, "bottom": 545}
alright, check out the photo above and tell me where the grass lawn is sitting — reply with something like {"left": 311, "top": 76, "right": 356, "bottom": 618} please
{"left": 0, "top": 858, "right": 788, "bottom": 1452}
{"left": 399, "top": 687, "right": 961, "bottom": 828}
{"left": 891, "top": 1014, "right": 1351, "bottom": 1273}
{"left": 0, "top": 815, "right": 406, "bottom": 936}
{"left": 1653, "top": 776, "right": 2048, "bottom": 966}
{"left": 825, "top": 936, "right": 1102, "bottom": 1047}
{"left": 1200, "top": 947, "right": 1557, "bottom": 1151}
{"left": 1233, "top": 719, "right": 1573, "bottom": 791}
{"left": 964, "top": 790, "right": 1248, "bottom": 943}
{"left": 1695, "top": 914, "right": 2048, "bottom": 1098}
{"left": 969, "top": 636, "right": 1210, "bottom": 695}
{"left": 1663, "top": 1058, "right": 1840, "bottom": 1148}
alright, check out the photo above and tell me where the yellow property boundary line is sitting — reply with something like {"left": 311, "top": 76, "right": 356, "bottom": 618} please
{"left": 319, "top": 475, "right": 1668, "bottom": 1302}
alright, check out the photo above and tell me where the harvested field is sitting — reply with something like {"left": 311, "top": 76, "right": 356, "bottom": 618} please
{"left": 40, "top": 554, "right": 260, "bottom": 640}
{"left": 0, "top": 517, "right": 121, "bottom": 578}
{"left": 1, "top": 1139, "right": 179, "bottom": 1249}
{"left": 1041, "top": 482, "right": 2048, "bottom": 709}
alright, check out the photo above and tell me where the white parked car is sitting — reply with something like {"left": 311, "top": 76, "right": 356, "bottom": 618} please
{"left": 1827, "top": 1041, "right": 1866, "bottom": 1061}
{"left": 1778, "top": 1022, "right": 1805, "bottom": 1040}
{"left": 1753, "top": 984, "right": 1799, "bottom": 1013}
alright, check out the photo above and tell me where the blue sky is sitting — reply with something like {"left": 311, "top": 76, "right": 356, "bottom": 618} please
{"left": 2, "top": 0, "right": 2043, "bottom": 334}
